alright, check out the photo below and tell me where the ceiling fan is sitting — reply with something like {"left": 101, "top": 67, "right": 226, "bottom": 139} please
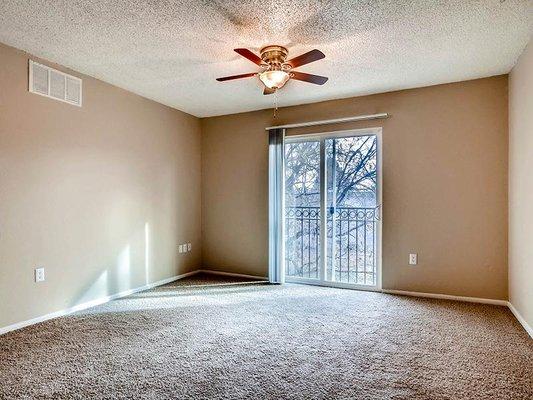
{"left": 216, "top": 46, "right": 328, "bottom": 95}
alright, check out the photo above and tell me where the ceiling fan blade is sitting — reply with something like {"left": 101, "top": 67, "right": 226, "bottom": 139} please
{"left": 263, "top": 87, "right": 276, "bottom": 95}
{"left": 216, "top": 72, "right": 257, "bottom": 82}
{"left": 234, "top": 48, "right": 263, "bottom": 65}
{"left": 291, "top": 71, "right": 328, "bottom": 85}
{"left": 287, "top": 49, "right": 325, "bottom": 68}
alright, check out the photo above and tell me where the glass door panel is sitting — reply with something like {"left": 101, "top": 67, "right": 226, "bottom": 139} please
{"left": 284, "top": 140, "right": 321, "bottom": 279}
{"left": 326, "top": 135, "right": 378, "bottom": 286}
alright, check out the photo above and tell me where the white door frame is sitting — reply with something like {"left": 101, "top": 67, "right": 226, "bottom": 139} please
{"left": 284, "top": 127, "right": 383, "bottom": 292}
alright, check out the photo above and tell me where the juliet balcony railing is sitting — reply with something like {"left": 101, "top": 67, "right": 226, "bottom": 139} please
{"left": 285, "top": 206, "right": 379, "bottom": 286}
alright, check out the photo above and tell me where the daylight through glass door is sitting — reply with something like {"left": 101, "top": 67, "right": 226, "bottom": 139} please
{"left": 284, "top": 131, "right": 380, "bottom": 288}
{"left": 284, "top": 140, "right": 321, "bottom": 279}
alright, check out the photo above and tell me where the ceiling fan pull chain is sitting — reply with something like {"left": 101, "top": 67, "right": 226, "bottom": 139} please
{"left": 274, "top": 90, "right": 279, "bottom": 118}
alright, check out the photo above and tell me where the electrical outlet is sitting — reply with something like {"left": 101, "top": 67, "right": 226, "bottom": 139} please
{"left": 409, "top": 253, "right": 418, "bottom": 265}
{"left": 35, "top": 267, "right": 45, "bottom": 282}
{"left": 187, "top": 243, "right": 191, "bottom": 251}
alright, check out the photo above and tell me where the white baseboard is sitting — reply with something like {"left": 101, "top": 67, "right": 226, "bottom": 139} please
{"left": 3, "top": 270, "right": 530, "bottom": 340}
{"left": 381, "top": 289, "right": 508, "bottom": 306}
{"left": 198, "top": 269, "right": 268, "bottom": 281}
{"left": 0, "top": 270, "right": 199, "bottom": 336}
{"left": 507, "top": 302, "right": 533, "bottom": 338}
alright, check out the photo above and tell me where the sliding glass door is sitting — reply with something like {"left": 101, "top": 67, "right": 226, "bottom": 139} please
{"left": 284, "top": 129, "right": 381, "bottom": 289}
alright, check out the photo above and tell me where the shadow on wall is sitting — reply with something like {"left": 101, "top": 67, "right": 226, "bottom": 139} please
{"left": 69, "top": 221, "right": 153, "bottom": 308}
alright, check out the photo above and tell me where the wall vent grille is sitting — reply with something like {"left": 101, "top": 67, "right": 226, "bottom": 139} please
{"left": 29, "top": 60, "right": 82, "bottom": 107}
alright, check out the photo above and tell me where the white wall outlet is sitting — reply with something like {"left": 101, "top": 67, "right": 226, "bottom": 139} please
{"left": 35, "top": 267, "right": 45, "bottom": 282}
{"left": 187, "top": 243, "right": 191, "bottom": 251}
{"left": 409, "top": 253, "right": 418, "bottom": 265}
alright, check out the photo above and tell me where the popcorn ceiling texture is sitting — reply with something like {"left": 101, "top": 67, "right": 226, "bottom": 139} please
{"left": 0, "top": 0, "right": 531, "bottom": 117}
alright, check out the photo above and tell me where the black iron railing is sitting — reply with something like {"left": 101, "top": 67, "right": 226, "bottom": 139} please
{"left": 285, "top": 206, "right": 379, "bottom": 285}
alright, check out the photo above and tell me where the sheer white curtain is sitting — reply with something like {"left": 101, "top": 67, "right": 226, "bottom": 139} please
{"left": 268, "top": 128, "right": 285, "bottom": 283}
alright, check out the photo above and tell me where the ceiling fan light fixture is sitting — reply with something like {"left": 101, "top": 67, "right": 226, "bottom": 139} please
{"left": 259, "top": 70, "right": 290, "bottom": 89}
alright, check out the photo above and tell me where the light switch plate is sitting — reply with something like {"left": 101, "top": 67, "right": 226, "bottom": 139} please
{"left": 187, "top": 243, "right": 191, "bottom": 251}
{"left": 178, "top": 245, "right": 183, "bottom": 253}
{"left": 409, "top": 253, "right": 418, "bottom": 265}
{"left": 35, "top": 267, "right": 45, "bottom": 282}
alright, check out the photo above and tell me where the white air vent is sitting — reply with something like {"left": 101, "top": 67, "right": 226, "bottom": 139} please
{"left": 29, "top": 60, "right": 82, "bottom": 107}
{"left": 66, "top": 77, "right": 81, "bottom": 104}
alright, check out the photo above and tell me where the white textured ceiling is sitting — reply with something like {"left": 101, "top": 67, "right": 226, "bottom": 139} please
{"left": 0, "top": 1, "right": 531, "bottom": 117}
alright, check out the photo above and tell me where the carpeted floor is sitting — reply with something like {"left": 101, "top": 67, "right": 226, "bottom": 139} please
{"left": 0, "top": 273, "right": 531, "bottom": 399}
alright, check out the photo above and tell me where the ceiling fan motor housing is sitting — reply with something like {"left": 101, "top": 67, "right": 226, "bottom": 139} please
{"left": 260, "top": 45, "right": 289, "bottom": 70}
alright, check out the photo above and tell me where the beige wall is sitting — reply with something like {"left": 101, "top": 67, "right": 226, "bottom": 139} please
{"left": 0, "top": 43, "right": 202, "bottom": 329}
{"left": 0, "top": 37, "right": 514, "bottom": 331}
{"left": 509, "top": 39, "right": 533, "bottom": 328}
{"left": 202, "top": 76, "right": 509, "bottom": 300}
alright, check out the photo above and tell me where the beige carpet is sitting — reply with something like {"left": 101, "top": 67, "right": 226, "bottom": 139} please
{"left": 0, "top": 273, "right": 531, "bottom": 399}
